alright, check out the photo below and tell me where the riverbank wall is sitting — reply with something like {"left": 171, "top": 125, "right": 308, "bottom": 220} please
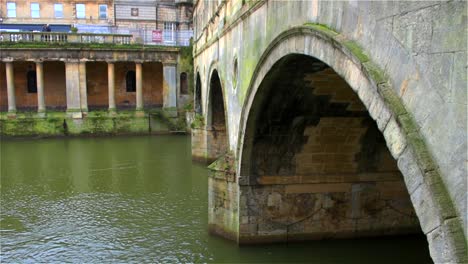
{"left": 0, "top": 109, "right": 188, "bottom": 137}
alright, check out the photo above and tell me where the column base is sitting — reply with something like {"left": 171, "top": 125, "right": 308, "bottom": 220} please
{"left": 7, "top": 111, "right": 17, "bottom": 119}
{"left": 37, "top": 111, "right": 47, "bottom": 118}
{"left": 108, "top": 108, "right": 117, "bottom": 117}
{"left": 135, "top": 110, "right": 145, "bottom": 117}
{"left": 66, "top": 109, "right": 83, "bottom": 119}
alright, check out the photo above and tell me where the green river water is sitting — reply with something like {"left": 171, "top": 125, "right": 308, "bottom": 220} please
{"left": 1, "top": 135, "right": 432, "bottom": 263}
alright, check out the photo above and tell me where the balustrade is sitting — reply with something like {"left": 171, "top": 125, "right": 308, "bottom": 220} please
{"left": 0, "top": 32, "right": 132, "bottom": 45}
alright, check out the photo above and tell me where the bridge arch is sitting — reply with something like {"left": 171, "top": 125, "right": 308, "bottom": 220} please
{"left": 194, "top": 71, "right": 202, "bottom": 114}
{"left": 236, "top": 27, "right": 466, "bottom": 263}
{"left": 205, "top": 67, "right": 229, "bottom": 159}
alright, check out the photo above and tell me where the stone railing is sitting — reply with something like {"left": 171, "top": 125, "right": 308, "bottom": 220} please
{"left": 0, "top": 32, "right": 133, "bottom": 45}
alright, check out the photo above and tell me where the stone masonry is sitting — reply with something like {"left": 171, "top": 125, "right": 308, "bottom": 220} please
{"left": 192, "top": 1, "right": 467, "bottom": 263}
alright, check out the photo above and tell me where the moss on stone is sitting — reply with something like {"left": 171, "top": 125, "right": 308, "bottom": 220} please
{"left": 363, "top": 61, "right": 386, "bottom": 85}
{"left": 342, "top": 40, "right": 370, "bottom": 63}
{"left": 406, "top": 132, "right": 437, "bottom": 173}
{"left": 179, "top": 42, "right": 195, "bottom": 95}
{"left": 0, "top": 109, "right": 188, "bottom": 136}
{"left": 303, "top": 23, "right": 339, "bottom": 38}
{"left": 377, "top": 83, "right": 407, "bottom": 116}
{"left": 396, "top": 113, "right": 418, "bottom": 134}
{"left": 191, "top": 114, "right": 205, "bottom": 129}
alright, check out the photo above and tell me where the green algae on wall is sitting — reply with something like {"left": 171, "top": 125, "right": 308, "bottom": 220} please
{"left": 0, "top": 110, "right": 188, "bottom": 137}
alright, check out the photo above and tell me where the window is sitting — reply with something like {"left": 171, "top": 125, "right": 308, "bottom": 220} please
{"left": 31, "top": 3, "right": 40, "bottom": 18}
{"left": 131, "top": 8, "right": 138, "bottom": 17}
{"left": 76, "top": 4, "right": 85, "bottom": 19}
{"left": 180, "top": 72, "right": 188, "bottom": 94}
{"left": 27, "top": 71, "right": 37, "bottom": 93}
{"left": 7, "top": 2, "right": 16, "bottom": 18}
{"left": 99, "top": 5, "right": 107, "bottom": 19}
{"left": 54, "top": 4, "right": 63, "bottom": 18}
{"left": 126, "top": 71, "right": 136, "bottom": 92}
{"left": 164, "top": 22, "right": 175, "bottom": 42}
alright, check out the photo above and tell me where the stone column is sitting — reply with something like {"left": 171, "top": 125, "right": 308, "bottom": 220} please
{"left": 107, "top": 62, "right": 116, "bottom": 111}
{"left": 135, "top": 62, "right": 143, "bottom": 111}
{"left": 65, "top": 61, "right": 82, "bottom": 118}
{"left": 5, "top": 62, "right": 16, "bottom": 113}
{"left": 79, "top": 61, "right": 88, "bottom": 113}
{"left": 163, "top": 63, "right": 177, "bottom": 111}
{"left": 36, "top": 61, "right": 45, "bottom": 113}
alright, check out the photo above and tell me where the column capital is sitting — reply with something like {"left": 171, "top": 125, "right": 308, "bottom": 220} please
{"left": 134, "top": 60, "right": 144, "bottom": 65}
{"left": 64, "top": 59, "right": 80, "bottom": 63}
{"left": 162, "top": 61, "right": 177, "bottom": 67}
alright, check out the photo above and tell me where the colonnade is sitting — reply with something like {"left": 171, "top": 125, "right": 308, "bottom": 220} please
{"left": 3, "top": 60, "right": 178, "bottom": 116}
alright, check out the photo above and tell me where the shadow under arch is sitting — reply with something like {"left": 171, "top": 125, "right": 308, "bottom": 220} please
{"left": 195, "top": 71, "right": 202, "bottom": 114}
{"left": 236, "top": 26, "right": 466, "bottom": 263}
{"left": 205, "top": 68, "right": 229, "bottom": 161}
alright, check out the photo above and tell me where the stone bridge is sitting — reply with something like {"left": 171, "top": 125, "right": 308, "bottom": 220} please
{"left": 190, "top": 1, "right": 466, "bottom": 263}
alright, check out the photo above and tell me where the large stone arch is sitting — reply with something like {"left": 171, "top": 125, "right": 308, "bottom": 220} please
{"left": 236, "top": 26, "right": 466, "bottom": 263}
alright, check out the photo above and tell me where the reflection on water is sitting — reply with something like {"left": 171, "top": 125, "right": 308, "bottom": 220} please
{"left": 1, "top": 136, "right": 432, "bottom": 263}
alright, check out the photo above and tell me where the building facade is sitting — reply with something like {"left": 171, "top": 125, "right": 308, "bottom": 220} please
{"left": 114, "top": 0, "right": 193, "bottom": 45}
{"left": 0, "top": 0, "right": 114, "bottom": 29}
{"left": 0, "top": 0, "right": 193, "bottom": 46}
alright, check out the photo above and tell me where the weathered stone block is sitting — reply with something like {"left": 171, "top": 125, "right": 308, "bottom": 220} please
{"left": 383, "top": 117, "right": 407, "bottom": 159}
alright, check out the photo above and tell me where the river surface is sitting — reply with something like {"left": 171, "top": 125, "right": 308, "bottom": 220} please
{"left": 1, "top": 135, "right": 432, "bottom": 263}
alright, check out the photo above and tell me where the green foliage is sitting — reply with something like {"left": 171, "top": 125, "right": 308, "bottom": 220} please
{"left": 190, "top": 114, "right": 204, "bottom": 129}
{"left": 179, "top": 41, "right": 195, "bottom": 95}
{"left": 184, "top": 102, "right": 194, "bottom": 111}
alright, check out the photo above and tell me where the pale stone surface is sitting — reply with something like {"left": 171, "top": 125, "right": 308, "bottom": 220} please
{"left": 136, "top": 63, "right": 143, "bottom": 110}
{"left": 194, "top": 1, "right": 467, "bottom": 261}
{"left": 163, "top": 64, "right": 177, "bottom": 109}
{"left": 5, "top": 62, "right": 16, "bottom": 112}
{"left": 383, "top": 118, "right": 406, "bottom": 159}
{"left": 78, "top": 62, "right": 88, "bottom": 112}
{"left": 65, "top": 62, "right": 82, "bottom": 112}
{"left": 107, "top": 62, "right": 116, "bottom": 110}
{"left": 36, "top": 62, "right": 45, "bottom": 112}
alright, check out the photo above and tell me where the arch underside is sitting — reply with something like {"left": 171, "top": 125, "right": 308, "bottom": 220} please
{"left": 229, "top": 28, "right": 466, "bottom": 263}
{"left": 239, "top": 54, "right": 420, "bottom": 243}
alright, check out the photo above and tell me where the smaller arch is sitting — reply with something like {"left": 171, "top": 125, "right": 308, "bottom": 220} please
{"left": 207, "top": 70, "right": 225, "bottom": 129}
{"left": 206, "top": 69, "right": 229, "bottom": 159}
{"left": 126, "top": 70, "right": 136, "bottom": 92}
{"left": 194, "top": 72, "right": 202, "bottom": 114}
{"left": 180, "top": 72, "right": 188, "bottom": 95}
{"left": 27, "top": 70, "right": 37, "bottom": 93}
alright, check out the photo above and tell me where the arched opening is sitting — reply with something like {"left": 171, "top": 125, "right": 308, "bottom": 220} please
{"left": 180, "top": 72, "right": 188, "bottom": 95}
{"left": 27, "top": 70, "right": 37, "bottom": 93}
{"left": 239, "top": 54, "right": 424, "bottom": 244}
{"left": 207, "top": 70, "right": 228, "bottom": 159}
{"left": 126, "top": 70, "right": 136, "bottom": 92}
{"left": 195, "top": 72, "right": 202, "bottom": 114}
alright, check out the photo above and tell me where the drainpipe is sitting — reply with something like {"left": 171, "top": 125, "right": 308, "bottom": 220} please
{"left": 113, "top": 1, "right": 116, "bottom": 28}
{"left": 156, "top": 3, "right": 159, "bottom": 29}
